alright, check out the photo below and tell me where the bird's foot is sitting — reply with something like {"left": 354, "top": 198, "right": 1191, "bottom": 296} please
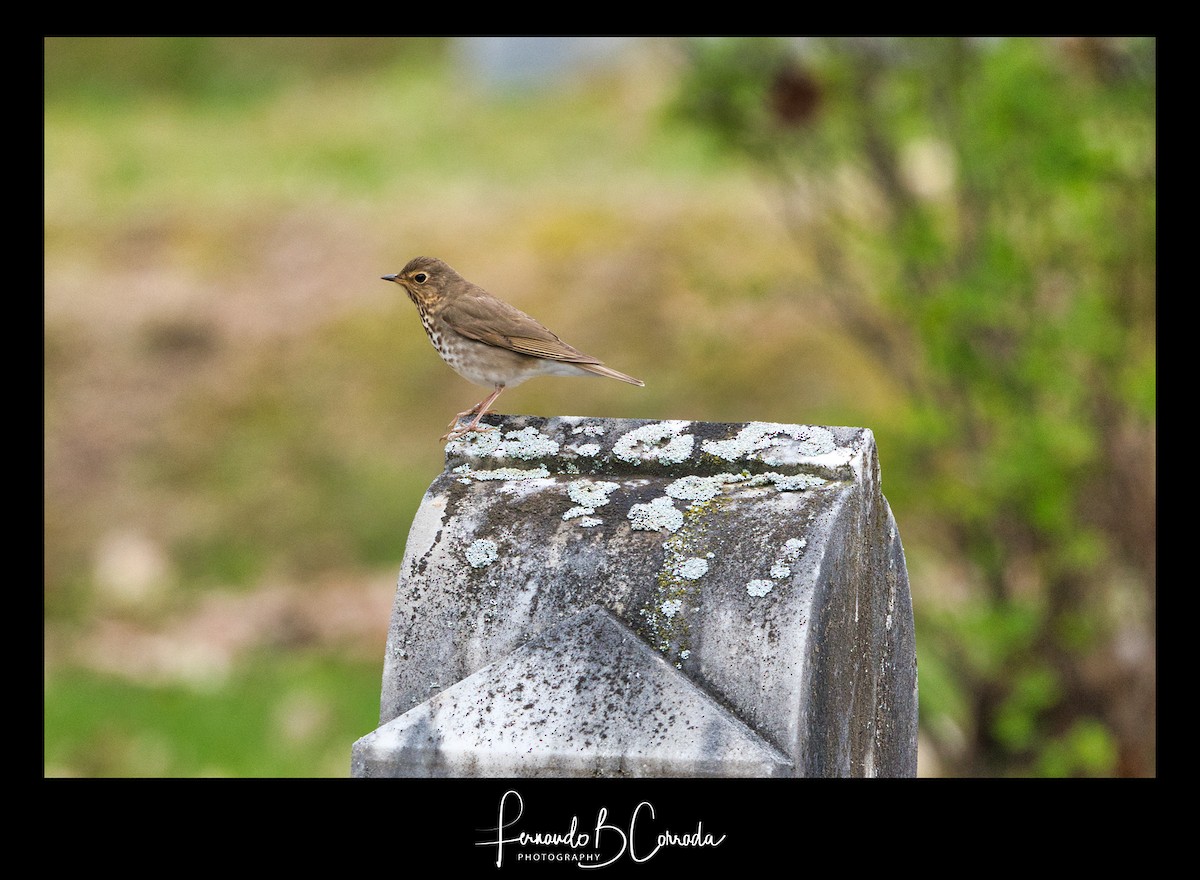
{"left": 441, "top": 388, "right": 505, "bottom": 442}
{"left": 441, "top": 414, "right": 496, "bottom": 443}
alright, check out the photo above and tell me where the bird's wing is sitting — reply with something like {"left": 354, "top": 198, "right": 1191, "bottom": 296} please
{"left": 440, "top": 292, "right": 603, "bottom": 364}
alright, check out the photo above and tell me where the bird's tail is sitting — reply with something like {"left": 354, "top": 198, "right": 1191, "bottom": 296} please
{"left": 575, "top": 362, "right": 645, "bottom": 387}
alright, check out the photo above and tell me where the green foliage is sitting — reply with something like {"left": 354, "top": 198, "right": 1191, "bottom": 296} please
{"left": 674, "top": 37, "right": 1155, "bottom": 776}
{"left": 668, "top": 38, "right": 802, "bottom": 158}
{"left": 1036, "top": 718, "right": 1120, "bottom": 778}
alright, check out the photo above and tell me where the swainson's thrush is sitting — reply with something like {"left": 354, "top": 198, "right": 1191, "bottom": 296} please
{"left": 383, "top": 257, "right": 644, "bottom": 440}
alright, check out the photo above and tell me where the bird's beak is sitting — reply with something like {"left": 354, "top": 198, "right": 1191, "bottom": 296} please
{"left": 381, "top": 274, "right": 398, "bottom": 283}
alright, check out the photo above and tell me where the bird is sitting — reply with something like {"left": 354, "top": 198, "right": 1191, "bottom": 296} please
{"left": 382, "top": 257, "right": 644, "bottom": 441}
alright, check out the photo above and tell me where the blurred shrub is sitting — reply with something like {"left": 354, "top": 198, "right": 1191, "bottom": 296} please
{"left": 672, "top": 37, "right": 1155, "bottom": 776}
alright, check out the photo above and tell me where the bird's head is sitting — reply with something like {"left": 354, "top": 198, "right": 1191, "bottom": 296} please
{"left": 381, "top": 256, "right": 458, "bottom": 307}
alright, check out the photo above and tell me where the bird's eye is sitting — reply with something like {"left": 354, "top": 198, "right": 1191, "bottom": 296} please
{"left": 413, "top": 272, "right": 428, "bottom": 284}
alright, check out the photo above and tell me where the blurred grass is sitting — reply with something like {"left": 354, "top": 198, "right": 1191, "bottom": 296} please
{"left": 44, "top": 654, "right": 384, "bottom": 777}
{"left": 45, "top": 37, "right": 888, "bottom": 777}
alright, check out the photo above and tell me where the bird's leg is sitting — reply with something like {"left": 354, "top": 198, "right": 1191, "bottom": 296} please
{"left": 446, "top": 403, "right": 482, "bottom": 431}
{"left": 442, "top": 386, "right": 505, "bottom": 441}
{"left": 445, "top": 390, "right": 498, "bottom": 430}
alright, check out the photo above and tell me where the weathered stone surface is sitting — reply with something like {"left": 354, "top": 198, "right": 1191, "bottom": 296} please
{"left": 352, "top": 605, "right": 792, "bottom": 777}
{"left": 351, "top": 415, "right": 916, "bottom": 777}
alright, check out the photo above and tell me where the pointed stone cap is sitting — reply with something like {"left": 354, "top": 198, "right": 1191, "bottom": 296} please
{"left": 352, "top": 606, "right": 792, "bottom": 777}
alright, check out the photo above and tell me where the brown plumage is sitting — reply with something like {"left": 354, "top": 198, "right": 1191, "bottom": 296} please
{"left": 382, "top": 256, "right": 644, "bottom": 440}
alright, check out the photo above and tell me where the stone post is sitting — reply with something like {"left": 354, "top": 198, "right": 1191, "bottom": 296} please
{"left": 351, "top": 415, "right": 917, "bottom": 777}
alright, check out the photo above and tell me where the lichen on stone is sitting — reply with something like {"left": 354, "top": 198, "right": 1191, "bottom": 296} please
{"left": 448, "top": 425, "right": 560, "bottom": 461}
{"left": 627, "top": 495, "right": 684, "bottom": 532}
{"left": 613, "top": 420, "right": 695, "bottom": 466}
{"left": 757, "top": 472, "right": 828, "bottom": 492}
{"left": 675, "top": 557, "right": 710, "bottom": 580}
{"left": 635, "top": 492, "right": 728, "bottom": 665}
{"left": 701, "top": 422, "right": 837, "bottom": 465}
{"left": 746, "top": 579, "right": 774, "bottom": 597}
{"left": 466, "top": 539, "right": 499, "bottom": 568}
{"left": 452, "top": 464, "right": 552, "bottom": 482}
{"left": 664, "top": 472, "right": 749, "bottom": 502}
{"left": 447, "top": 430, "right": 503, "bottom": 457}
{"left": 766, "top": 536, "right": 809, "bottom": 581}
{"left": 498, "top": 426, "right": 561, "bottom": 459}
{"left": 567, "top": 479, "right": 621, "bottom": 509}
{"left": 562, "top": 479, "right": 622, "bottom": 526}
{"left": 567, "top": 443, "right": 601, "bottom": 457}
